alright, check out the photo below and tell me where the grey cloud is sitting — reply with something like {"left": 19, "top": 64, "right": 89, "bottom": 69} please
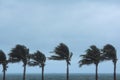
{"left": 0, "top": 0, "right": 120, "bottom": 73}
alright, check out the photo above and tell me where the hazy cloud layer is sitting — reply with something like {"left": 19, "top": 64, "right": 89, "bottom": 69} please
{"left": 0, "top": 0, "right": 120, "bottom": 73}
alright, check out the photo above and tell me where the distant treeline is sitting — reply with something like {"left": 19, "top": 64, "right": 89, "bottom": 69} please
{"left": 0, "top": 43, "right": 118, "bottom": 80}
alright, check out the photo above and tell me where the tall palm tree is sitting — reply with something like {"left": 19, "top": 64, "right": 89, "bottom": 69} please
{"left": 79, "top": 45, "right": 102, "bottom": 80}
{"left": 49, "top": 43, "right": 73, "bottom": 80}
{"left": 102, "top": 44, "right": 117, "bottom": 80}
{"left": 28, "top": 50, "right": 46, "bottom": 80}
{"left": 8, "top": 44, "right": 29, "bottom": 80}
{"left": 0, "top": 50, "right": 7, "bottom": 80}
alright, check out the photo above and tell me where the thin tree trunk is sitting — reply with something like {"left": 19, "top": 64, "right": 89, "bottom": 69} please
{"left": 95, "top": 64, "right": 98, "bottom": 80}
{"left": 42, "top": 66, "right": 44, "bottom": 80}
{"left": 66, "top": 62, "right": 69, "bottom": 80}
{"left": 23, "top": 64, "right": 26, "bottom": 80}
{"left": 2, "top": 64, "right": 6, "bottom": 80}
{"left": 114, "top": 62, "right": 117, "bottom": 80}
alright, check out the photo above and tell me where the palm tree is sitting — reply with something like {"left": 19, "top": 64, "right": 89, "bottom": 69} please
{"left": 49, "top": 43, "right": 73, "bottom": 80}
{"left": 79, "top": 45, "right": 102, "bottom": 80}
{"left": 28, "top": 50, "right": 46, "bottom": 80}
{"left": 8, "top": 44, "right": 29, "bottom": 80}
{"left": 102, "top": 44, "right": 117, "bottom": 80}
{"left": 0, "top": 50, "right": 7, "bottom": 80}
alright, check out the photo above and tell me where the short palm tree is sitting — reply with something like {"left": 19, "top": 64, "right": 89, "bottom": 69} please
{"left": 102, "top": 44, "right": 117, "bottom": 80}
{"left": 0, "top": 50, "right": 7, "bottom": 80}
{"left": 49, "top": 43, "right": 73, "bottom": 80}
{"left": 28, "top": 50, "right": 46, "bottom": 80}
{"left": 8, "top": 44, "right": 29, "bottom": 80}
{"left": 79, "top": 45, "right": 102, "bottom": 80}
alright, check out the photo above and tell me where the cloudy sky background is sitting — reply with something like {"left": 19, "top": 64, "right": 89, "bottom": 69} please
{"left": 0, "top": 0, "right": 120, "bottom": 73}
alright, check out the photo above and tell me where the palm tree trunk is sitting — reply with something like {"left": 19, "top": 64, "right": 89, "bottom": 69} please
{"left": 66, "top": 62, "right": 69, "bottom": 80}
{"left": 114, "top": 62, "right": 117, "bottom": 80}
{"left": 2, "top": 64, "right": 6, "bottom": 80}
{"left": 42, "top": 66, "right": 44, "bottom": 80}
{"left": 95, "top": 64, "right": 98, "bottom": 80}
{"left": 3, "top": 69, "right": 6, "bottom": 80}
{"left": 23, "top": 64, "right": 26, "bottom": 80}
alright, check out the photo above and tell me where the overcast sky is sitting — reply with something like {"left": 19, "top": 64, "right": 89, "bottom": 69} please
{"left": 0, "top": 0, "right": 120, "bottom": 74}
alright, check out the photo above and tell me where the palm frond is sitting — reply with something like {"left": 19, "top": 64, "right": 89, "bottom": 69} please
{"left": 79, "top": 45, "right": 102, "bottom": 67}
{"left": 50, "top": 42, "right": 73, "bottom": 65}
{"left": 8, "top": 44, "right": 29, "bottom": 64}
{"left": 79, "top": 59, "right": 94, "bottom": 67}
{"left": 8, "top": 58, "right": 21, "bottom": 63}
{"left": 0, "top": 50, "right": 8, "bottom": 71}
{"left": 68, "top": 52, "right": 73, "bottom": 61}
{"left": 28, "top": 61, "right": 39, "bottom": 66}
{"left": 28, "top": 50, "right": 46, "bottom": 67}
{"left": 0, "top": 50, "right": 6, "bottom": 64}
{"left": 103, "top": 44, "right": 117, "bottom": 61}
{"left": 48, "top": 55, "right": 65, "bottom": 60}
{"left": 53, "top": 43, "right": 70, "bottom": 58}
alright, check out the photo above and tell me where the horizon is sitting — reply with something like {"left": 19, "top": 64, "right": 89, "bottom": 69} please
{"left": 0, "top": 0, "right": 120, "bottom": 74}
{"left": 0, "top": 73, "right": 120, "bottom": 74}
